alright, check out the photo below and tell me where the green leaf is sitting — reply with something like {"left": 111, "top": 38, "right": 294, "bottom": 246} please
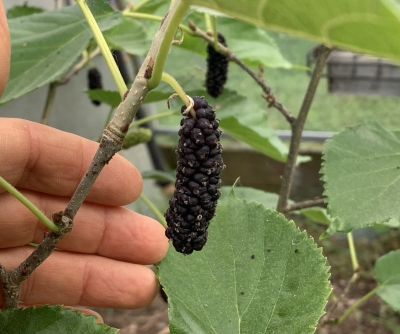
{"left": 104, "top": 18, "right": 150, "bottom": 56}
{"left": 189, "top": 0, "right": 400, "bottom": 64}
{"left": 1, "top": 1, "right": 121, "bottom": 105}
{"left": 301, "top": 207, "right": 332, "bottom": 226}
{"left": 220, "top": 114, "right": 288, "bottom": 162}
{"left": 0, "top": 305, "right": 118, "bottom": 334}
{"left": 141, "top": 170, "right": 176, "bottom": 183}
{"left": 7, "top": 4, "right": 44, "bottom": 19}
{"left": 158, "top": 196, "right": 331, "bottom": 334}
{"left": 375, "top": 249, "right": 400, "bottom": 311}
{"left": 86, "top": 89, "right": 121, "bottom": 108}
{"left": 321, "top": 121, "right": 400, "bottom": 234}
{"left": 220, "top": 185, "right": 280, "bottom": 209}
{"left": 180, "top": 17, "right": 291, "bottom": 68}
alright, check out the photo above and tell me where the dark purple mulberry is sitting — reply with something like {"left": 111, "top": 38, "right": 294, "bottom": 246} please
{"left": 206, "top": 33, "right": 228, "bottom": 98}
{"left": 87, "top": 67, "right": 103, "bottom": 106}
{"left": 165, "top": 97, "right": 224, "bottom": 255}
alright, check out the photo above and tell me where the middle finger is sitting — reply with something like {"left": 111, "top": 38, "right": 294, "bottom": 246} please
{"left": 0, "top": 190, "right": 168, "bottom": 265}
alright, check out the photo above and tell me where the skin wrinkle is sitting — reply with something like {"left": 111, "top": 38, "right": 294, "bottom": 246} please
{"left": 94, "top": 204, "right": 109, "bottom": 256}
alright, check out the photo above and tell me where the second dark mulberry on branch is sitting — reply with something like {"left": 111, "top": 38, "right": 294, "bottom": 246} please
{"left": 206, "top": 32, "right": 229, "bottom": 98}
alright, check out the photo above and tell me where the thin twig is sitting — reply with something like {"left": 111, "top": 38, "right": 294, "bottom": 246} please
{"left": 284, "top": 197, "right": 326, "bottom": 212}
{"left": 188, "top": 20, "right": 296, "bottom": 125}
{"left": 0, "top": 213, "right": 72, "bottom": 308}
{"left": 41, "top": 82, "right": 57, "bottom": 125}
{"left": 57, "top": 47, "right": 100, "bottom": 85}
{"left": 276, "top": 46, "right": 332, "bottom": 213}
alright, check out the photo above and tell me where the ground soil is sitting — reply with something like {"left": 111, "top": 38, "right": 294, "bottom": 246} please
{"left": 92, "top": 216, "right": 400, "bottom": 334}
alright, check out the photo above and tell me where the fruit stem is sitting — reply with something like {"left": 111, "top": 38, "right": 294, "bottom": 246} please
{"left": 347, "top": 232, "right": 360, "bottom": 272}
{"left": 41, "top": 82, "right": 57, "bottom": 125}
{"left": 75, "top": 0, "right": 127, "bottom": 97}
{"left": 140, "top": 194, "right": 167, "bottom": 228}
{"left": 147, "top": 0, "right": 190, "bottom": 90}
{"left": 210, "top": 16, "right": 219, "bottom": 52}
{"left": 161, "top": 72, "right": 190, "bottom": 106}
{"left": 204, "top": 13, "right": 212, "bottom": 33}
{"left": 0, "top": 176, "right": 59, "bottom": 232}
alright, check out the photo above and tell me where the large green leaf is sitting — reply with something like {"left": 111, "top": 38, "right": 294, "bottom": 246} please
{"left": 321, "top": 121, "right": 400, "bottom": 235}
{"left": 104, "top": 18, "right": 150, "bottom": 56}
{"left": 179, "top": 17, "right": 291, "bottom": 68}
{"left": 188, "top": 0, "right": 400, "bottom": 64}
{"left": 0, "top": 305, "right": 117, "bottom": 334}
{"left": 1, "top": 1, "right": 121, "bottom": 105}
{"left": 375, "top": 249, "right": 400, "bottom": 312}
{"left": 158, "top": 194, "right": 330, "bottom": 334}
{"left": 220, "top": 185, "right": 280, "bottom": 209}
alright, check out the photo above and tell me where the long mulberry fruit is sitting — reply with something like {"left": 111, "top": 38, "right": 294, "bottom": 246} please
{"left": 206, "top": 33, "right": 228, "bottom": 98}
{"left": 87, "top": 67, "right": 103, "bottom": 106}
{"left": 165, "top": 97, "right": 223, "bottom": 255}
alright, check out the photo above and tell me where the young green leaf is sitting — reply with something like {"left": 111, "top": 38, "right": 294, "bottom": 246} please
{"left": 301, "top": 207, "right": 332, "bottom": 226}
{"left": 158, "top": 195, "right": 331, "bottom": 334}
{"left": 1, "top": 0, "right": 121, "bottom": 105}
{"left": 321, "top": 121, "right": 400, "bottom": 234}
{"left": 0, "top": 305, "right": 117, "bottom": 334}
{"left": 375, "top": 249, "right": 400, "bottom": 312}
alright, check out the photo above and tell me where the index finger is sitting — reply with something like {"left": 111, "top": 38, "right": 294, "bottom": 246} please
{"left": 0, "top": 118, "right": 142, "bottom": 206}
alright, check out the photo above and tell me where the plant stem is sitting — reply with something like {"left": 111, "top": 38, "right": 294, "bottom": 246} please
{"left": 204, "top": 13, "right": 212, "bottom": 32}
{"left": 130, "top": 110, "right": 177, "bottom": 128}
{"left": 285, "top": 198, "right": 326, "bottom": 212}
{"left": 276, "top": 46, "right": 332, "bottom": 212}
{"left": 41, "top": 82, "right": 57, "bottom": 125}
{"left": 123, "top": 12, "right": 194, "bottom": 36}
{"left": 58, "top": 47, "right": 100, "bottom": 85}
{"left": 347, "top": 232, "right": 359, "bottom": 272}
{"left": 139, "top": 194, "right": 167, "bottom": 228}
{"left": 336, "top": 288, "right": 377, "bottom": 324}
{"left": 75, "top": 0, "right": 127, "bottom": 97}
{"left": 188, "top": 21, "right": 295, "bottom": 124}
{"left": 147, "top": 0, "right": 190, "bottom": 90}
{"left": 0, "top": 177, "right": 58, "bottom": 232}
{"left": 161, "top": 72, "right": 190, "bottom": 106}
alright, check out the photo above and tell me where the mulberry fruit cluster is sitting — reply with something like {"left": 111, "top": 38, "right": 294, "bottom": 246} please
{"left": 87, "top": 67, "right": 103, "bottom": 106}
{"left": 206, "top": 32, "right": 228, "bottom": 98}
{"left": 165, "top": 97, "right": 223, "bottom": 255}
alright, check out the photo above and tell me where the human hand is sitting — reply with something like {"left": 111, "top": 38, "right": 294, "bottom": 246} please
{"left": 0, "top": 1, "right": 168, "bottom": 312}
